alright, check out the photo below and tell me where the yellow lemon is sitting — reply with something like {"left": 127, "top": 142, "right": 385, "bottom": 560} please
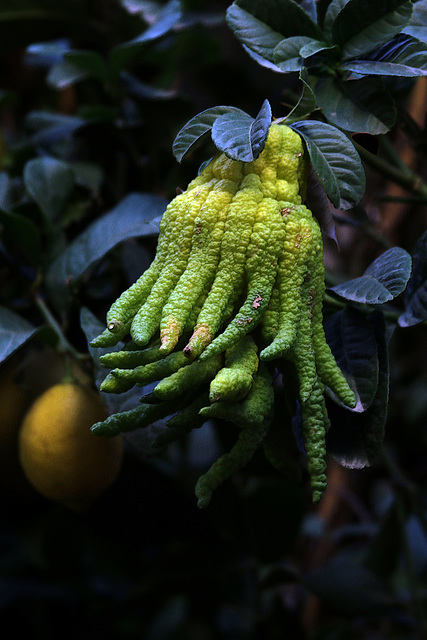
{"left": 18, "top": 383, "right": 124, "bottom": 511}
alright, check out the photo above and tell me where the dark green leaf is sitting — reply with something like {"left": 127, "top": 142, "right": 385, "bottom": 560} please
{"left": 211, "top": 100, "right": 272, "bottom": 162}
{"left": 25, "top": 110, "right": 85, "bottom": 146}
{"left": 290, "top": 120, "right": 366, "bottom": 209}
{"left": 68, "top": 162, "right": 103, "bottom": 194}
{"left": 226, "top": 3, "right": 283, "bottom": 62}
{"left": 46, "top": 193, "right": 167, "bottom": 310}
{"left": 403, "top": 0, "right": 427, "bottom": 44}
{"left": 0, "top": 306, "right": 55, "bottom": 364}
{"left": 324, "top": 308, "right": 379, "bottom": 412}
{"left": 120, "top": 71, "right": 177, "bottom": 101}
{"left": 173, "top": 106, "right": 243, "bottom": 162}
{"left": 120, "top": 0, "right": 156, "bottom": 18}
{"left": 331, "top": 246, "right": 412, "bottom": 304}
{"left": 47, "top": 60, "right": 88, "bottom": 89}
{"left": 326, "top": 311, "right": 389, "bottom": 469}
{"left": 25, "top": 39, "right": 70, "bottom": 67}
{"left": 241, "top": 44, "right": 284, "bottom": 71}
{"left": 315, "top": 76, "right": 396, "bottom": 134}
{"left": 273, "top": 36, "right": 314, "bottom": 72}
{"left": 399, "top": 230, "right": 427, "bottom": 327}
{"left": 305, "top": 167, "right": 337, "bottom": 242}
{"left": 299, "top": 39, "right": 336, "bottom": 58}
{"left": 23, "top": 157, "right": 74, "bottom": 221}
{"left": 0, "top": 209, "right": 41, "bottom": 263}
{"left": 65, "top": 50, "right": 108, "bottom": 83}
{"left": 323, "top": 0, "right": 351, "bottom": 40}
{"left": 297, "top": 0, "right": 318, "bottom": 23}
{"left": 332, "top": 0, "right": 413, "bottom": 60}
{"left": 341, "top": 58, "right": 427, "bottom": 76}
{"left": 110, "top": 0, "right": 182, "bottom": 72}
{"left": 0, "top": 172, "right": 19, "bottom": 213}
{"left": 341, "top": 35, "right": 427, "bottom": 77}
{"left": 46, "top": 49, "right": 108, "bottom": 89}
{"left": 226, "top": 0, "right": 323, "bottom": 63}
{"left": 284, "top": 68, "right": 317, "bottom": 122}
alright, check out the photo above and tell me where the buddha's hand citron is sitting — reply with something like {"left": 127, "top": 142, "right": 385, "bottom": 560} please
{"left": 90, "top": 123, "right": 356, "bottom": 506}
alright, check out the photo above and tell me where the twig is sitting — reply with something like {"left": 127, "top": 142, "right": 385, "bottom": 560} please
{"left": 32, "top": 291, "right": 82, "bottom": 359}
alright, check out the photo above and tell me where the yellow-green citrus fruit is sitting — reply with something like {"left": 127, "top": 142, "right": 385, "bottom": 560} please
{"left": 18, "top": 383, "right": 123, "bottom": 511}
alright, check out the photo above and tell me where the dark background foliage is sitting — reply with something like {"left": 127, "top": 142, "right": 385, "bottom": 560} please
{"left": 1, "top": 1, "right": 427, "bottom": 638}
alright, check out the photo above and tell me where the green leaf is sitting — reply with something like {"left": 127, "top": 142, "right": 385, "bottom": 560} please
{"left": 25, "top": 39, "right": 70, "bottom": 66}
{"left": 0, "top": 306, "right": 55, "bottom": 364}
{"left": 403, "top": 0, "right": 427, "bottom": 44}
{"left": 25, "top": 110, "right": 85, "bottom": 146}
{"left": 332, "top": 0, "right": 414, "bottom": 60}
{"left": 226, "top": 0, "right": 323, "bottom": 63}
{"left": 399, "top": 230, "right": 427, "bottom": 327}
{"left": 120, "top": 71, "right": 177, "bottom": 101}
{"left": 211, "top": 100, "right": 272, "bottom": 162}
{"left": 23, "top": 157, "right": 75, "bottom": 221}
{"left": 46, "top": 49, "right": 108, "bottom": 90}
{"left": 120, "top": 0, "right": 157, "bottom": 18}
{"left": 68, "top": 161, "right": 103, "bottom": 194}
{"left": 273, "top": 36, "right": 315, "bottom": 72}
{"left": 0, "top": 172, "right": 19, "bottom": 213}
{"left": 299, "top": 39, "right": 337, "bottom": 58}
{"left": 283, "top": 68, "right": 317, "bottom": 122}
{"left": 0, "top": 209, "right": 41, "bottom": 263}
{"left": 341, "top": 35, "right": 427, "bottom": 77}
{"left": 290, "top": 120, "right": 366, "bottom": 209}
{"left": 226, "top": 3, "right": 283, "bottom": 63}
{"left": 323, "top": 0, "right": 351, "bottom": 40}
{"left": 326, "top": 311, "right": 389, "bottom": 469}
{"left": 341, "top": 59, "right": 427, "bottom": 77}
{"left": 324, "top": 308, "right": 379, "bottom": 412}
{"left": 305, "top": 166, "right": 337, "bottom": 243}
{"left": 240, "top": 44, "right": 284, "bottom": 71}
{"left": 297, "top": 0, "right": 318, "bottom": 23}
{"left": 110, "top": 0, "right": 182, "bottom": 72}
{"left": 46, "top": 193, "right": 167, "bottom": 309}
{"left": 331, "top": 246, "right": 412, "bottom": 304}
{"left": 172, "top": 106, "right": 243, "bottom": 162}
{"left": 315, "top": 76, "right": 396, "bottom": 134}
{"left": 65, "top": 50, "right": 108, "bottom": 83}
{"left": 47, "top": 60, "right": 88, "bottom": 89}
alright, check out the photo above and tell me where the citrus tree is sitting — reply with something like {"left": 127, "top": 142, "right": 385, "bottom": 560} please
{"left": 1, "top": 1, "right": 427, "bottom": 638}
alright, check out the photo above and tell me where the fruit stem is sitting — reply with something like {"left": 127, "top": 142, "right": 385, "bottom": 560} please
{"left": 33, "top": 292, "right": 82, "bottom": 360}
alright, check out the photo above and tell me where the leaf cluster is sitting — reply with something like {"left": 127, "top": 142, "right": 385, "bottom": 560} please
{"left": 226, "top": 0, "right": 427, "bottom": 134}
{"left": 0, "top": 0, "right": 221, "bottom": 419}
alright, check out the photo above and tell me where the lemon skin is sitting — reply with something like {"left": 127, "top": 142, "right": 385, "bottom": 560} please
{"left": 18, "top": 383, "right": 124, "bottom": 511}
